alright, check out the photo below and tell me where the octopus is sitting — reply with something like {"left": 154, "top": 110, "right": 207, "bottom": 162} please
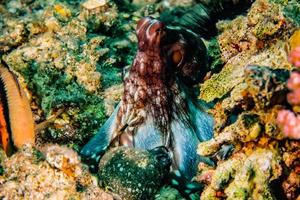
{"left": 0, "top": 61, "right": 35, "bottom": 156}
{"left": 80, "top": 16, "right": 214, "bottom": 181}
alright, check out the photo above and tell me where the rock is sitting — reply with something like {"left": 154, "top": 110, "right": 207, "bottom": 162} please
{"left": 82, "top": 0, "right": 107, "bottom": 10}
{"left": 200, "top": 0, "right": 294, "bottom": 102}
{"left": 103, "top": 84, "right": 123, "bottom": 116}
{"left": 201, "top": 149, "right": 282, "bottom": 200}
{"left": 98, "top": 146, "right": 171, "bottom": 200}
{"left": 0, "top": 144, "right": 113, "bottom": 199}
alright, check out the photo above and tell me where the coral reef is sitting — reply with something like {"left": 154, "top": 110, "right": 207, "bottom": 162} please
{"left": 0, "top": 144, "right": 113, "bottom": 199}
{"left": 200, "top": 0, "right": 294, "bottom": 102}
{"left": 201, "top": 149, "right": 282, "bottom": 200}
{"left": 0, "top": 0, "right": 299, "bottom": 199}
{"left": 0, "top": 0, "right": 139, "bottom": 146}
{"left": 277, "top": 30, "right": 300, "bottom": 139}
{"left": 197, "top": 0, "right": 300, "bottom": 199}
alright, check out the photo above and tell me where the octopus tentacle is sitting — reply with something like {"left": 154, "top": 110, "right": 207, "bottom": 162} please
{"left": 80, "top": 103, "right": 120, "bottom": 171}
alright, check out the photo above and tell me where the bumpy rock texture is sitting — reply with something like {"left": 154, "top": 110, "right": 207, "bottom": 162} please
{"left": 0, "top": 145, "right": 113, "bottom": 199}
{"left": 197, "top": 0, "right": 300, "bottom": 199}
{"left": 0, "top": 0, "right": 132, "bottom": 147}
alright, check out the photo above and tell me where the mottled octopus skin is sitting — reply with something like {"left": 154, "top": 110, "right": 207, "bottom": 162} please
{"left": 80, "top": 17, "right": 213, "bottom": 180}
{"left": 0, "top": 65, "right": 35, "bottom": 156}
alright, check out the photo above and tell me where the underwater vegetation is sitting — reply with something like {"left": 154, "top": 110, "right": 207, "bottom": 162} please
{"left": 0, "top": 0, "right": 299, "bottom": 199}
{"left": 0, "top": 144, "right": 114, "bottom": 199}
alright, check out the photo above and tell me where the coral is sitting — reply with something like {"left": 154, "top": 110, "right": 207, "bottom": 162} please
{"left": 289, "top": 47, "right": 300, "bottom": 67}
{"left": 196, "top": 2, "right": 300, "bottom": 199}
{"left": 200, "top": 149, "right": 282, "bottom": 200}
{"left": 248, "top": 0, "right": 286, "bottom": 40}
{"left": 276, "top": 30, "right": 300, "bottom": 139}
{"left": 0, "top": 0, "right": 136, "bottom": 146}
{"left": 98, "top": 146, "right": 171, "bottom": 200}
{"left": 289, "top": 29, "right": 300, "bottom": 51}
{"left": 78, "top": 0, "right": 118, "bottom": 32}
{"left": 198, "top": 65, "right": 294, "bottom": 198}
{"left": 155, "top": 186, "right": 185, "bottom": 200}
{"left": 207, "top": 66, "right": 288, "bottom": 137}
{"left": 200, "top": 0, "right": 294, "bottom": 102}
{"left": 283, "top": 167, "right": 300, "bottom": 199}
{"left": 244, "top": 65, "right": 289, "bottom": 110}
{"left": 103, "top": 84, "right": 123, "bottom": 116}
{"left": 0, "top": 144, "right": 113, "bottom": 199}
{"left": 1, "top": 0, "right": 299, "bottom": 199}
{"left": 277, "top": 109, "right": 300, "bottom": 139}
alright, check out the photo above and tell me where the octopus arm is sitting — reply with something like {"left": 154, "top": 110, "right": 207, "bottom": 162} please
{"left": 171, "top": 116, "right": 200, "bottom": 180}
{"left": 133, "top": 116, "right": 164, "bottom": 150}
{"left": 187, "top": 99, "right": 214, "bottom": 142}
{"left": 80, "top": 103, "right": 120, "bottom": 171}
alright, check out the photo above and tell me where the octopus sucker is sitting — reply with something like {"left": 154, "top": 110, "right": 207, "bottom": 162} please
{"left": 0, "top": 64, "right": 35, "bottom": 155}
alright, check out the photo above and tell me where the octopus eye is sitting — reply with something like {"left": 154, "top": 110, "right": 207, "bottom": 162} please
{"left": 172, "top": 50, "right": 183, "bottom": 65}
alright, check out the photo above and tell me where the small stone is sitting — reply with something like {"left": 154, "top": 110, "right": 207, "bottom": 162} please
{"left": 82, "top": 0, "right": 107, "bottom": 10}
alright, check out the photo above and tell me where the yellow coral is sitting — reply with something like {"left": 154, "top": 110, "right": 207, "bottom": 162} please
{"left": 54, "top": 4, "right": 71, "bottom": 18}
{"left": 290, "top": 29, "right": 300, "bottom": 51}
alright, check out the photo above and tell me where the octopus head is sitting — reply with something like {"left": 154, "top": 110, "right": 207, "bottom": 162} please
{"left": 163, "top": 27, "right": 209, "bottom": 86}
{"left": 136, "top": 17, "right": 166, "bottom": 51}
{"left": 133, "top": 17, "right": 210, "bottom": 85}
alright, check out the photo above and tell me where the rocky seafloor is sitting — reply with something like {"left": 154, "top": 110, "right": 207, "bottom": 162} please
{"left": 0, "top": 0, "right": 299, "bottom": 199}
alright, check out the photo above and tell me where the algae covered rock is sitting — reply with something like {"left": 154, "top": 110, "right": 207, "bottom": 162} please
{"left": 200, "top": 0, "right": 294, "bottom": 102}
{"left": 196, "top": 2, "right": 300, "bottom": 198}
{"left": 201, "top": 148, "right": 282, "bottom": 200}
{"left": 98, "top": 146, "right": 172, "bottom": 200}
{"left": 0, "top": 144, "right": 113, "bottom": 199}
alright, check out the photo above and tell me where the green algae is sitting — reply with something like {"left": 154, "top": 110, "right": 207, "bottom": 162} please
{"left": 200, "top": 62, "right": 244, "bottom": 102}
{"left": 0, "top": 0, "right": 141, "bottom": 147}
{"left": 207, "top": 37, "right": 224, "bottom": 73}
{"left": 283, "top": 0, "right": 300, "bottom": 26}
{"left": 270, "top": 0, "right": 300, "bottom": 26}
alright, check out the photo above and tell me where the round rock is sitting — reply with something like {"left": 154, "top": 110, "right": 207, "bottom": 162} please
{"left": 98, "top": 146, "right": 171, "bottom": 200}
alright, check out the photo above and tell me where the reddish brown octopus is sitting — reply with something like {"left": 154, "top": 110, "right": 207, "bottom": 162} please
{"left": 80, "top": 17, "right": 214, "bottom": 181}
